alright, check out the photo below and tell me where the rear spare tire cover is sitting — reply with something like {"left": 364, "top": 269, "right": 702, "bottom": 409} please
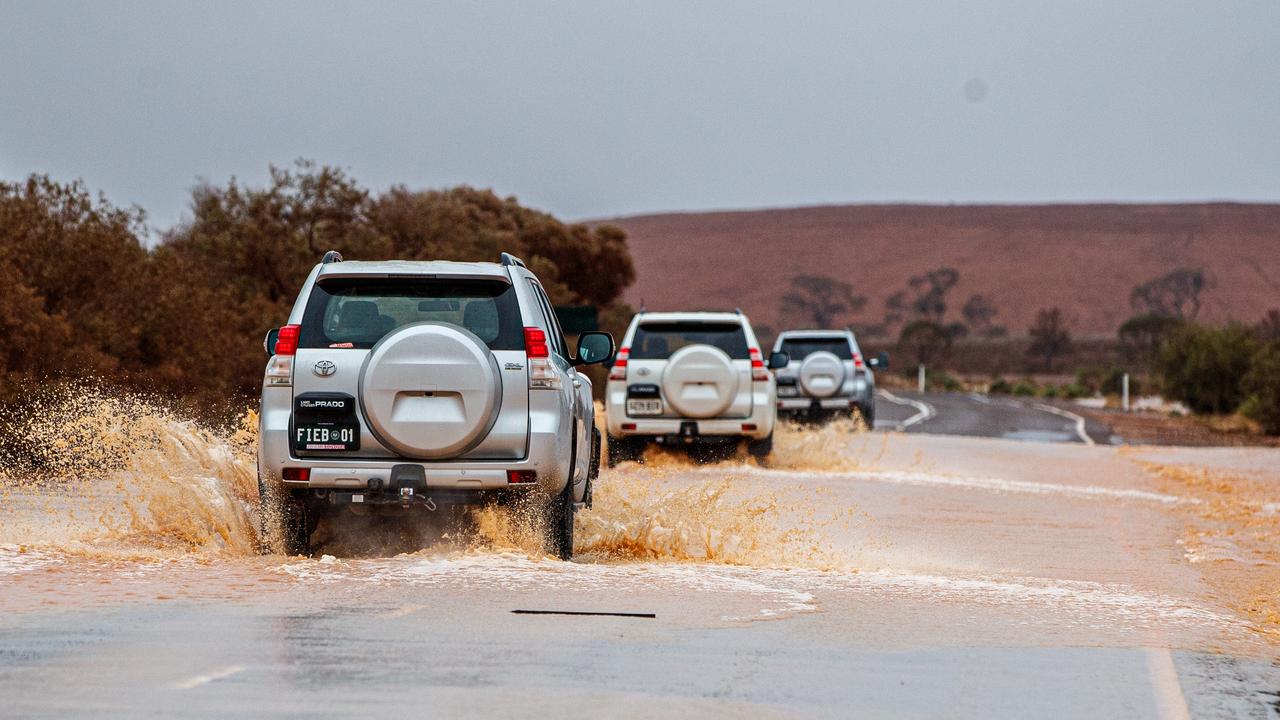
{"left": 799, "top": 351, "right": 845, "bottom": 398}
{"left": 360, "top": 322, "right": 502, "bottom": 459}
{"left": 661, "top": 344, "right": 739, "bottom": 419}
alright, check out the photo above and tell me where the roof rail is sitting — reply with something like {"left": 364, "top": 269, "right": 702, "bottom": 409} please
{"left": 734, "top": 307, "right": 743, "bottom": 315}
{"left": 321, "top": 250, "right": 344, "bottom": 264}
{"left": 500, "top": 252, "right": 526, "bottom": 268}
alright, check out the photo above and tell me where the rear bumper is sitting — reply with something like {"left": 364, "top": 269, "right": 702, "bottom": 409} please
{"left": 778, "top": 397, "right": 863, "bottom": 411}
{"left": 259, "top": 388, "right": 570, "bottom": 496}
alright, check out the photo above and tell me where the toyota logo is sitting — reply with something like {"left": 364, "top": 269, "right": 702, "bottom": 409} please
{"left": 313, "top": 360, "right": 337, "bottom": 377}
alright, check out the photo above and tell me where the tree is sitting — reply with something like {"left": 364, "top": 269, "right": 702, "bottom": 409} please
{"left": 1242, "top": 342, "right": 1280, "bottom": 434}
{"left": 1154, "top": 324, "right": 1258, "bottom": 415}
{"left": 960, "top": 294, "right": 998, "bottom": 336}
{"left": 0, "top": 176, "right": 151, "bottom": 400}
{"left": 779, "top": 274, "right": 866, "bottom": 328}
{"left": 1257, "top": 309, "right": 1280, "bottom": 342}
{"left": 1117, "top": 314, "right": 1183, "bottom": 361}
{"left": 1130, "top": 268, "right": 1207, "bottom": 319}
{"left": 882, "top": 267, "right": 960, "bottom": 336}
{"left": 1027, "top": 308, "right": 1072, "bottom": 372}
{"left": 898, "top": 320, "right": 951, "bottom": 367}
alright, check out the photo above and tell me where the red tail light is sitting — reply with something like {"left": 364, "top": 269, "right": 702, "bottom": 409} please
{"left": 281, "top": 467, "right": 310, "bottom": 482}
{"left": 524, "top": 327, "right": 549, "bottom": 358}
{"left": 507, "top": 470, "right": 537, "bottom": 484}
{"left": 608, "top": 347, "right": 630, "bottom": 381}
{"left": 749, "top": 348, "right": 768, "bottom": 381}
{"left": 853, "top": 352, "right": 865, "bottom": 369}
{"left": 275, "top": 324, "right": 301, "bottom": 356}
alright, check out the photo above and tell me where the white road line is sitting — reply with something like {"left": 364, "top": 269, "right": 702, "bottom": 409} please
{"left": 877, "top": 390, "right": 935, "bottom": 430}
{"left": 171, "top": 665, "right": 246, "bottom": 690}
{"left": 1033, "top": 402, "right": 1096, "bottom": 446}
{"left": 1145, "top": 647, "right": 1192, "bottom": 720}
{"left": 726, "top": 466, "right": 1193, "bottom": 505}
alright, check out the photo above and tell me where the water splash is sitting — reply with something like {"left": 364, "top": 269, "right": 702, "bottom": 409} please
{"left": 0, "top": 388, "right": 260, "bottom": 558}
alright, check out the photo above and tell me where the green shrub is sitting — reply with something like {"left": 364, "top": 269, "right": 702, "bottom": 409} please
{"left": 1062, "top": 383, "right": 1088, "bottom": 399}
{"left": 942, "top": 373, "right": 964, "bottom": 392}
{"left": 1241, "top": 342, "right": 1280, "bottom": 435}
{"left": 1100, "top": 367, "right": 1140, "bottom": 397}
{"left": 1012, "top": 380, "right": 1036, "bottom": 397}
{"left": 989, "top": 377, "right": 1012, "bottom": 394}
{"left": 1154, "top": 325, "right": 1259, "bottom": 414}
{"left": 1039, "top": 385, "right": 1059, "bottom": 398}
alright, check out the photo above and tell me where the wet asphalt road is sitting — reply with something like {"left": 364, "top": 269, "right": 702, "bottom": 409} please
{"left": 3, "top": 398, "right": 1279, "bottom": 718}
{"left": 875, "top": 390, "right": 1114, "bottom": 445}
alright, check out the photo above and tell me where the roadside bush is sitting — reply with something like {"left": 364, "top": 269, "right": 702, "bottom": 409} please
{"left": 1039, "top": 385, "right": 1059, "bottom": 399}
{"left": 1012, "top": 380, "right": 1037, "bottom": 397}
{"left": 941, "top": 373, "right": 964, "bottom": 392}
{"left": 1154, "top": 325, "right": 1259, "bottom": 414}
{"left": 1241, "top": 342, "right": 1280, "bottom": 434}
{"left": 1061, "top": 383, "right": 1089, "bottom": 399}
{"left": 988, "top": 377, "right": 1012, "bottom": 394}
{"left": 1100, "top": 367, "right": 1140, "bottom": 397}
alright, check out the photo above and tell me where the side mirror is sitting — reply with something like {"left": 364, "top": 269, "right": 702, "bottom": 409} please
{"left": 574, "top": 331, "right": 616, "bottom": 366}
{"left": 767, "top": 351, "right": 790, "bottom": 370}
{"left": 868, "top": 351, "right": 890, "bottom": 370}
{"left": 264, "top": 328, "right": 281, "bottom": 356}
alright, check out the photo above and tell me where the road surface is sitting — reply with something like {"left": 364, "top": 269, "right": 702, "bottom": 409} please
{"left": 2, "top": 399, "right": 1278, "bottom": 718}
{"left": 875, "top": 390, "right": 1115, "bottom": 444}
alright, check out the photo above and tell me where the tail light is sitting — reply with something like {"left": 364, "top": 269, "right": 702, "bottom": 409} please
{"left": 608, "top": 347, "right": 630, "bottom": 381}
{"left": 525, "top": 326, "right": 560, "bottom": 389}
{"left": 275, "top": 324, "right": 301, "bottom": 356}
{"left": 749, "top": 348, "right": 769, "bottom": 381}
{"left": 853, "top": 352, "right": 865, "bottom": 369}
{"left": 281, "top": 467, "right": 310, "bottom": 482}
{"left": 265, "top": 323, "right": 300, "bottom": 387}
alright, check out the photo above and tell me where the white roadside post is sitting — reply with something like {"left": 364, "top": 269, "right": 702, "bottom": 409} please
{"left": 918, "top": 364, "right": 926, "bottom": 393}
{"left": 1122, "top": 373, "right": 1130, "bottom": 413}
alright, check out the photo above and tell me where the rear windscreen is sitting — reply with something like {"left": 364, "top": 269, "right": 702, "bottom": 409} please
{"left": 299, "top": 278, "right": 523, "bottom": 350}
{"left": 780, "top": 338, "right": 853, "bottom": 361}
{"left": 630, "top": 322, "right": 749, "bottom": 360}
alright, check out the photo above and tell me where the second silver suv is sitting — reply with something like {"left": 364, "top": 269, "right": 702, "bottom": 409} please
{"left": 257, "top": 251, "right": 615, "bottom": 559}
{"left": 604, "top": 311, "right": 788, "bottom": 464}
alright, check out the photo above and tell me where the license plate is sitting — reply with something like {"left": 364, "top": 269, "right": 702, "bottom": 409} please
{"left": 627, "top": 398, "right": 662, "bottom": 416}
{"left": 777, "top": 386, "right": 799, "bottom": 397}
{"left": 295, "top": 424, "right": 360, "bottom": 451}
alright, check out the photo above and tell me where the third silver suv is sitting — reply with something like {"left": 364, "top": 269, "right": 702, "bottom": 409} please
{"left": 772, "top": 329, "right": 887, "bottom": 426}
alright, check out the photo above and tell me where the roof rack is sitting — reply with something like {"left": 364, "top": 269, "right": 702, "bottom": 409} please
{"left": 734, "top": 307, "right": 743, "bottom": 315}
{"left": 500, "top": 252, "right": 526, "bottom": 268}
{"left": 321, "top": 250, "right": 344, "bottom": 264}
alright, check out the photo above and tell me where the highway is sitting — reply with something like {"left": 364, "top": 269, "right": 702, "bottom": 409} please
{"left": 2, "top": 399, "right": 1278, "bottom": 718}
{"left": 875, "top": 390, "right": 1114, "bottom": 445}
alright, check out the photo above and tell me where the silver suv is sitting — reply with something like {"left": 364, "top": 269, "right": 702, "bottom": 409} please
{"left": 772, "top": 329, "right": 888, "bottom": 426}
{"left": 258, "top": 251, "right": 615, "bottom": 558}
{"left": 604, "top": 311, "right": 788, "bottom": 465}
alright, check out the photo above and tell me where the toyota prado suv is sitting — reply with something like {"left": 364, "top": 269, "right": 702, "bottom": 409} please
{"left": 258, "top": 251, "right": 615, "bottom": 559}
{"left": 772, "top": 329, "right": 887, "bottom": 426}
{"left": 604, "top": 311, "right": 788, "bottom": 465}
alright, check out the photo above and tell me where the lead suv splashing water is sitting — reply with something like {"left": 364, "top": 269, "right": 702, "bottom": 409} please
{"left": 258, "top": 251, "right": 615, "bottom": 558}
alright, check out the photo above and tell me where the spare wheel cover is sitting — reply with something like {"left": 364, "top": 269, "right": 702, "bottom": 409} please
{"left": 661, "top": 344, "right": 739, "bottom": 418}
{"left": 360, "top": 322, "right": 502, "bottom": 459}
{"left": 799, "top": 351, "right": 845, "bottom": 398}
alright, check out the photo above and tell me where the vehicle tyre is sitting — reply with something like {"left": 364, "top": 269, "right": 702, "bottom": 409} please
{"left": 856, "top": 403, "right": 875, "bottom": 429}
{"left": 260, "top": 478, "right": 312, "bottom": 556}
{"left": 747, "top": 432, "right": 774, "bottom": 459}
{"left": 606, "top": 435, "right": 644, "bottom": 467}
{"left": 544, "top": 478, "right": 575, "bottom": 561}
{"left": 585, "top": 427, "right": 601, "bottom": 507}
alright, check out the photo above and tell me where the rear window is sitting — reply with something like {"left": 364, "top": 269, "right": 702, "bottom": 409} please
{"left": 630, "top": 322, "right": 750, "bottom": 360}
{"left": 780, "top": 337, "right": 853, "bottom": 361}
{"left": 299, "top": 277, "right": 523, "bottom": 350}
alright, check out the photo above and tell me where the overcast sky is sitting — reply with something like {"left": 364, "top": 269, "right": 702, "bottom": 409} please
{"left": 2, "top": 1, "right": 1278, "bottom": 232}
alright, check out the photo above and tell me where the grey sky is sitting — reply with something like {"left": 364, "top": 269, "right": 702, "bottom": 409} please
{"left": 2, "top": 1, "right": 1278, "bottom": 232}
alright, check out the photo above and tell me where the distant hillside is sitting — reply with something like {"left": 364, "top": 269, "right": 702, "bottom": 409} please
{"left": 604, "top": 203, "right": 1280, "bottom": 340}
